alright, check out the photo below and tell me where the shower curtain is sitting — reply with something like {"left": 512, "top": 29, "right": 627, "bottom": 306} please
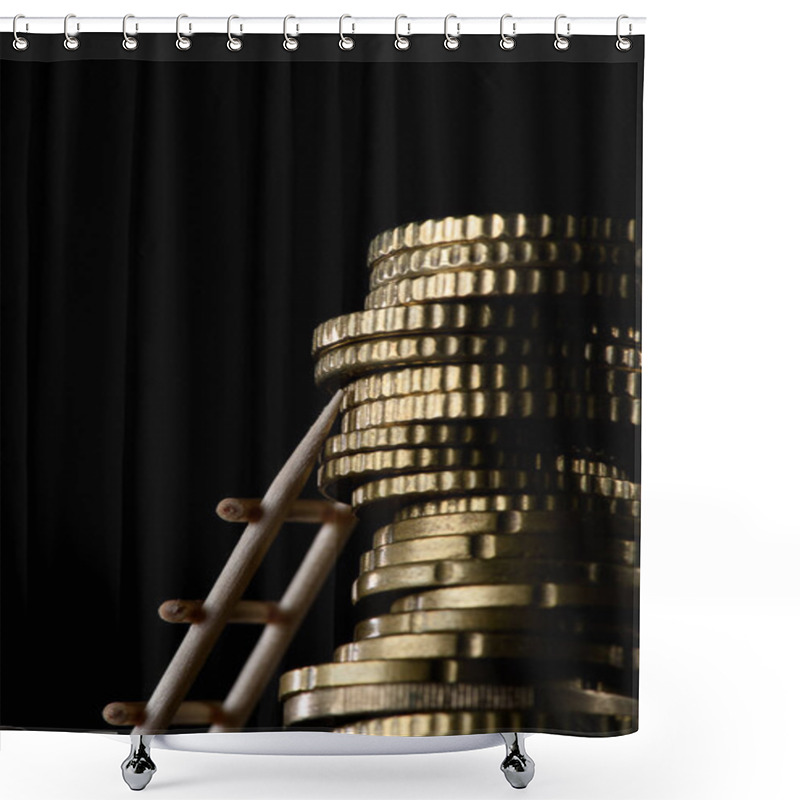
{"left": 0, "top": 27, "right": 643, "bottom": 738}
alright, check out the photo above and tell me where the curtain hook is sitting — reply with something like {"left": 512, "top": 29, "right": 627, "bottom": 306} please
{"left": 616, "top": 14, "right": 632, "bottom": 51}
{"left": 500, "top": 14, "right": 516, "bottom": 50}
{"left": 554, "top": 14, "right": 570, "bottom": 51}
{"left": 339, "top": 14, "right": 355, "bottom": 50}
{"left": 176, "top": 13, "right": 192, "bottom": 50}
{"left": 12, "top": 14, "right": 29, "bottom": 51}
{"left": 394, "top": 14, "right": 410, "bottom": 50}
{"left": 283, "top": 15, "right": 299, "bottom": 51}
{"left": 63, "top": 13, "right": 80, "bottom": 51}
{"left": 122, "top": 14, "right": 138, "bottom": 51}
{"left": 443, "top": 13, "right": 460, "bottom": 50}
{"left": 227, "top": 15, "right": 242, "bottom": 51}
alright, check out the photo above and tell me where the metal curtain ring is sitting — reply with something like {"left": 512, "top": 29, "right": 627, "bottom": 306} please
{"left": 63, "top": 13, "right": 80, "bottom": 50}
{"left": 122, "top": 14, "right": 138, "bottom": 51}
{"left": 227, "top": 15, "right": 242, "bottom": 51}
{"left": 499, "top": 14, "right": 516, "bottom": 50}
{"left": 616, "top": 15, "right": 632, "bottom": 51}
{"left": 444, "top": 14, "right": 460, "bottom": 50}
{"left": 553, "top": 14, "right": 570, "bottom": 51}
{"left": 394, "top": 15, "right": 410, "bottom": 50}
{"left": 283, "top": 15, "right": 299, "bottom": 50}
{"left": 176, "top": 14, "right": 192, "bottom": 50}
{"left": 339, "top": 14, "right": 355, "bottom": 50}
{"left": 12, "top": 14, "right": 29, "bottom": 51}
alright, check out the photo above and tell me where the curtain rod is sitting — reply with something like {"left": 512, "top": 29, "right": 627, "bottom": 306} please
{"left": 1, "top": 16, "right": 646, "bottom": 37}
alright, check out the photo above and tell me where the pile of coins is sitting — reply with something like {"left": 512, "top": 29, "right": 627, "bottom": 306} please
{"left": 279, "top": 213, "right": 641, "bottom": 735}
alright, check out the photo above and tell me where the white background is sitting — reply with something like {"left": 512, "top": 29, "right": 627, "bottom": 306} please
{"left": 2, "top": 1, "right": 799, "bottom": 798}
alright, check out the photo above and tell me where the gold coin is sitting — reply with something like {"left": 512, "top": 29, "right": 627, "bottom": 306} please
{"left": 354, "top": 607, "right": 527, "bottom": 638}
{"left": 352, "top": 559, "right": 639, "bottom": 602}
{"left": 319, "top": 447, "right": 521, "bottom": 498}
{"left": 350, "top": 469, "right": 640, "bottom": 510}
{"left": 535, "top": 680, "right": 637, "bottom": 717}
{"left": 313, "top": 306, "right": 640, "bottom": 355}
{"left": 280, "top": 660, "right": 431, "bottom": 699}
{"left": 341, "top": 364, "right": 640, "bottom": 408}
{"left": 366, "top": 212, "right": 635, "bottom": 265}
{"left": 364, "top": 533, "right": 638, "bottom": 570}
{"left": 364, "top": 267, "right": 634, "bottom": 310}
{"left": 389, "top": 582, "right": 637, "bottom": 613}
{"left": 318, "top": 448, "right": 630, "bottom": 498}
{"left": 369, "top": 239, "right": 637, "bottom": 290}
{"left": 375, "top": 509, "right": 637, "bottom": 544}
{"left": 394, "top": 493, "right": 640, "bottom": 521}
{"left": 529, "top": 711, "right": 638, "bottom": 734}
{"left": 341, "top": 391, "right": 641, "bottom": 433}
{"left": 336, "top": 450, "right": 629, "bottom": 482}
{"left": 334, "top": 710, "right": 634, "bottom": 735}
{"left": 314, "top": 303, "right": 516, "bottom": 354}
{"left": 312, "top": 302, "right": 617, "bottom": 355}
{"left": 360, "top": 534, "right": 545, "bottom": 571}
{"left": 353, "top": 606, "right": 623, "bottom": 639}
{"left": 323, "top": 422, "right": 507, "bottom": 458}
{"left": 323, "top": 421, "right": 638, "bottom": 460}
{"left": 334, "top": 632, "right": 638, "bottom": 667}
{"left": 333, "top": 710, "right": 529, "bottom": 736}
{"left": 342, "top": 362, "right": 536, "bottom": 401}
{"left": 279, "top": 658, "right": 543, "bottom": 699}
{"left": 282, "top": 682, "right": 537, "bottom": 724}
{"left": 314, "top": 333, "right": 641, "bottom": 388}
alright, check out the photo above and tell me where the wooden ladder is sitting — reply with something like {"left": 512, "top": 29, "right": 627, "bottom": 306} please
{"left": 102, "top": 390, "right": 356, "bottom": 734}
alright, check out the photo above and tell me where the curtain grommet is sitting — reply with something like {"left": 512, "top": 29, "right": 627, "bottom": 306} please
{"left": 12, "top": 15, "right": 29, "bottom": 51}
{"left": 122, "top": 14, "right": 138, "bottom": 51}
{"left": 443, "top": 14, "right": 460, "bottom": 50}
{"left": 394, "top": 15, "right": 410, "bottom": 50}
{"left": 63, "top": 13, "right": 80, "bottom": 51}
{"left": 227, "top": 15, "right": 243, "bottom": 51}
{"left": 553, "top": 14, "right": 570, "bottom": 51}
{"left": 339, "top": 14, "right": 355, "bottom": 50}
{"left": 616, "top": 15, "right": 632, "bottom": 51}
{"left": 283, "top": 15, "right": 299, "bottom": 51}
{"left": 176, "top": 13, "right": 192, "bottom": 50}
{"left": 499, "top": 14, "right": 516, "bottom": 50}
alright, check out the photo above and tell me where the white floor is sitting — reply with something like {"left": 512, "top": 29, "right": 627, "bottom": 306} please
{"left": 2, "top": 598, "right": 796, "bottom": 800}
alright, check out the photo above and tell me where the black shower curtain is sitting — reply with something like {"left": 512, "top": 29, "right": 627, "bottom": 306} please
{"left": 1, "top": 33, "right": 643, "bottom": 733}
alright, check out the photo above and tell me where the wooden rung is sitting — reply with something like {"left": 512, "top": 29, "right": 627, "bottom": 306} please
{"left": 216, "top": 497, "right": 264, "bottom": 523}
{"left": 103, "top": 700, "right": 224, "bottom": 727}
{"left": 216, "top": 497, "right": 354, "bottom": 525}
{"left": 290, "top": 499, "right": 352, "bottom": 524}
{"left": 158, "top": 599, "right": 287, "bottom": 624}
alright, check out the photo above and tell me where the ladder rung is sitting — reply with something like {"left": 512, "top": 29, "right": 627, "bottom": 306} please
{"left": 158, "top": 599, "right": 287, "bottom": 624}
{"left": 216, "top": 497, "right": 348, "bottom": 524}
{"left": 103, "top": 700, "right": 224, "bottom": 727}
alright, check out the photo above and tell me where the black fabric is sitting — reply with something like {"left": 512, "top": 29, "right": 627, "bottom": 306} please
{"left": 1, "top": 34, "right": 643, "bottom": 731}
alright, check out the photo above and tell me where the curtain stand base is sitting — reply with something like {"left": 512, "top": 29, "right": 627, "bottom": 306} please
{"left": 118, "top": 731, "right": 535, "bottom": 790}
{"left": 500, "top": 732, "right": 536, "bottom": 789}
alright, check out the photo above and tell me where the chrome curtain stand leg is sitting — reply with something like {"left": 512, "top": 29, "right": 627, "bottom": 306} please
{"left": 499, "top": 732, "right": 535, "bottom": 789}
{"left": 121, "top": 733, "right": 157, "bottom": 791}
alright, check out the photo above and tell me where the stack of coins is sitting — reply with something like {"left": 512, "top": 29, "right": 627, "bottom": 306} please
{"left": 279, "top": 213, "right": 640, "bottom": 735}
